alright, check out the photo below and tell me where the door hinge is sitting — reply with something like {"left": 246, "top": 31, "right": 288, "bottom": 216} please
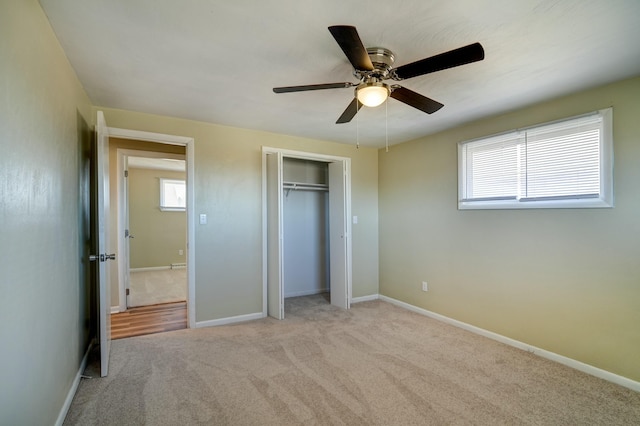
{"left": 126, "top": 289, "right": 130, "bottom": 296}
{"left": 124, "top": 170, "right": 128, "bottom": 178}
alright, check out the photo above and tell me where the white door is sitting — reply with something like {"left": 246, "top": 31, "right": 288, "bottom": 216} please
{"left": 95, "top": 111, "right": 112, "bottom": 377}
{"left": 123, "top": 157, "right": 132, "bottom": 307}
{"left": 266, "top": 152, "right": 284, "bottom": 319}
{"left": 328, "top": 160, "right": 349, "bottom": 309}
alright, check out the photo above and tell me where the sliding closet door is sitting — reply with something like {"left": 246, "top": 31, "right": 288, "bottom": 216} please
{"left": 328, "top": 160, "right": 349, "bottom": 309}
{"left": 266, "top": 152, "right": 284, "bottom": 319}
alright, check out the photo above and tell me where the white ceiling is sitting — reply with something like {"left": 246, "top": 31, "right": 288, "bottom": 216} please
{"left": 39, "top": 0, "right": 640, "bottom": 148}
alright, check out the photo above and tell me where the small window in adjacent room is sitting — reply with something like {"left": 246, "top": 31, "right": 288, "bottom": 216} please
{"left": 458, "top": 108, "right": 613, "bottom": 209}
{"left": 160, "top": 178, "right": 186, "bottom": 211}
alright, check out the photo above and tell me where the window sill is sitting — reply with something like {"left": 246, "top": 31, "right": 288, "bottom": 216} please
{"left": 458, "top": 197, "right": 613, "bottom": 210}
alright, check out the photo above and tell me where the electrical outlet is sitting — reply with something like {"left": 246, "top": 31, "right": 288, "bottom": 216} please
{"left": 422, "top": 281, "right": 428, "bottom": 292}
{"left": 179, "top": 249, "right": 183, "bottom": 256}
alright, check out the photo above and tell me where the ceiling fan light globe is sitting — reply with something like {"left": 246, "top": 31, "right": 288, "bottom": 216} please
{"left": 357, "top": 84, "right": 389, "bottom": 107}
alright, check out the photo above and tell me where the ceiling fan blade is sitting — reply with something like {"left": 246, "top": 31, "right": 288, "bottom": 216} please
{"left": 336, "top": 98, "right": 363, "bottom": 124}
{"left": 389, "top": 86, "right": 444, "bottom": 114}
{"left": 273, "top": 82, "right": 354, "bottom": 93}
{"left": 393, "top": 42, "right": 485, "bottom": 80}
{"left": 328, "top": 25, "right": 374, "bottom": 71}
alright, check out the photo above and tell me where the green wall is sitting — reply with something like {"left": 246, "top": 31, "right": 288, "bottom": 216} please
{"left": 379, "top": 76, "right": 640, "bottom": 381}
{"left": 0, "top": 0, "right": 93, "bottom": 423}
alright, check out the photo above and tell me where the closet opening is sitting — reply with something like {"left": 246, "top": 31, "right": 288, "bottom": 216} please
{"left": 282, "top": 158, "right": 330, "bottom": 313}
{"left": 263, "top": 147, "right": 352, "bottom": 320}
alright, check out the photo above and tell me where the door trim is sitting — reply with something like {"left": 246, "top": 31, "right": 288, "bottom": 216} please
{"left": 261, "top": 146, "right": 353, "bottom": 316}
{"left": 108, "top": 126, "right": 196, "bottom": 328}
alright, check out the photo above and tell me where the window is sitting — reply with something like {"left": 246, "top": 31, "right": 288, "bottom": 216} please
{"left": 458, "top": 108, "right": 613, "bottom": 209}
{"left": 160, "top": 179, "right": 186, "bottom": 211}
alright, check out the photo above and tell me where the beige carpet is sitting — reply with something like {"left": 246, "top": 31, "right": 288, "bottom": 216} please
{"left": 65, "top": 295, "right": 640, "bottom": 425}
{"left": 128, "top": 268, "right": 187, "bottom": 307}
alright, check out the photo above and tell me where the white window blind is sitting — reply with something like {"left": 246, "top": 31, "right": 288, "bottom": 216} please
{"left": 458, "top": 108, "right": 613, "bottom": 209}
{"left": 463, "top": 132, "right": 523, "bottom": 200}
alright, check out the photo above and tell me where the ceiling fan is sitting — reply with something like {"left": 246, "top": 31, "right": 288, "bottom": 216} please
{"left": 273, "top": 25, "right": 485, "bottom": 124}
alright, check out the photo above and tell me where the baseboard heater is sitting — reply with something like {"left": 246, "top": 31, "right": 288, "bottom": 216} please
{"left": 170, "top": 263, "right": 186, "bottom": 269}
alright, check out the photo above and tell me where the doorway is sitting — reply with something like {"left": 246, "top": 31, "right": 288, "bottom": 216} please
{"left": 282, "top": 158, "right": 329, "bottom": 302}
{"left": 262, "top": 147, "right": 352, "bottom": 319}
{"left": 106, "top": 126, "right": 196, "bottom": 329}
{"left": 117, "top": 150, "right": 187, "bottom": 310}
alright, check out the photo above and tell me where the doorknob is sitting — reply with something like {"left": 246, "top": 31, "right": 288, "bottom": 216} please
{"left": 89, "top": 253, "right": 116, "bottom": 262}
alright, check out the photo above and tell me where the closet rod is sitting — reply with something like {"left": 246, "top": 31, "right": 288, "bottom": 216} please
{"left": 282, "top": 181, "right": 328, "bottom": 192}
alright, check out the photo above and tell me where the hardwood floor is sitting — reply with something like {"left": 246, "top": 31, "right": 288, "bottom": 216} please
{"left": 111, "top": 302, "right": 187, "bottom": 340}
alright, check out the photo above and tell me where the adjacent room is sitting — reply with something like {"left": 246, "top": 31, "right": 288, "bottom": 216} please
{"left": 1, "top": 1, "right": 639, "bottom": 424}
{"left": 106, "top": 138, "right": 190, "bottom": 339}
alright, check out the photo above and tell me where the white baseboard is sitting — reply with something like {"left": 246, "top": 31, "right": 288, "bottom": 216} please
{"left": 351, "top": 294, "right": 380, "bottom": 303}
{"left": 130, "top": 266, "right": 170, "bottom": 272}
{"left": 378, "top": 295, "right": 640, "bottom": 393}
{"left": 55, "top": 341, "right": 93, "bottom": 426}
{"left": 284, "top": 288, "right": 329, "bottom": 298}
{"left": 110, "top": 306, "right": 120, "bottom": 314}
{"left": 195, "top": 312, "right": 265, "bottom": 328}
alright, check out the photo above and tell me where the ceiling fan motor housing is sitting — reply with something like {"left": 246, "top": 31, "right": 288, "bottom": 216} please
{"left": 355, "top": 47, "right": 396, "bottom": 80}
{"left": 367, "top": 47, "right": 395, "bottom": 70}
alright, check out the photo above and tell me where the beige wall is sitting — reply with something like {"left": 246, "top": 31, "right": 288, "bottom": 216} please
{"left": 379, "top": 76, "right": 640, "bottom": 382}
{"left": 128, "top": 168, "right": 187, "bottom": 268}
{"left": 0, "top": 1, "right": 93, "bottom": 424}
{"left": 97, "top": 108, "right": 380, "bottom": 322}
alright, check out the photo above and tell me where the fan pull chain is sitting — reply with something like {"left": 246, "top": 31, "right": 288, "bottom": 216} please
{"left": 356, "top": 100, "right": 360, "bottom": 149}
{"left": 385, "top": 99, "right": 389, "bottom": 152}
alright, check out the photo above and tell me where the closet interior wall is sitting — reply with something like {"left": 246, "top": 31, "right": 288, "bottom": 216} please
{"left": 282, "top": 158, "right": 329, "bottom": 299}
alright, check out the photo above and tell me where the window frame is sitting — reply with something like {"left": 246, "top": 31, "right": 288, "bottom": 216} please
{"left": 458, "top": 108, "right": 614, "bottom": 210}
{"left": 159, "top": 178, "right": 186, "bottom": 212}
